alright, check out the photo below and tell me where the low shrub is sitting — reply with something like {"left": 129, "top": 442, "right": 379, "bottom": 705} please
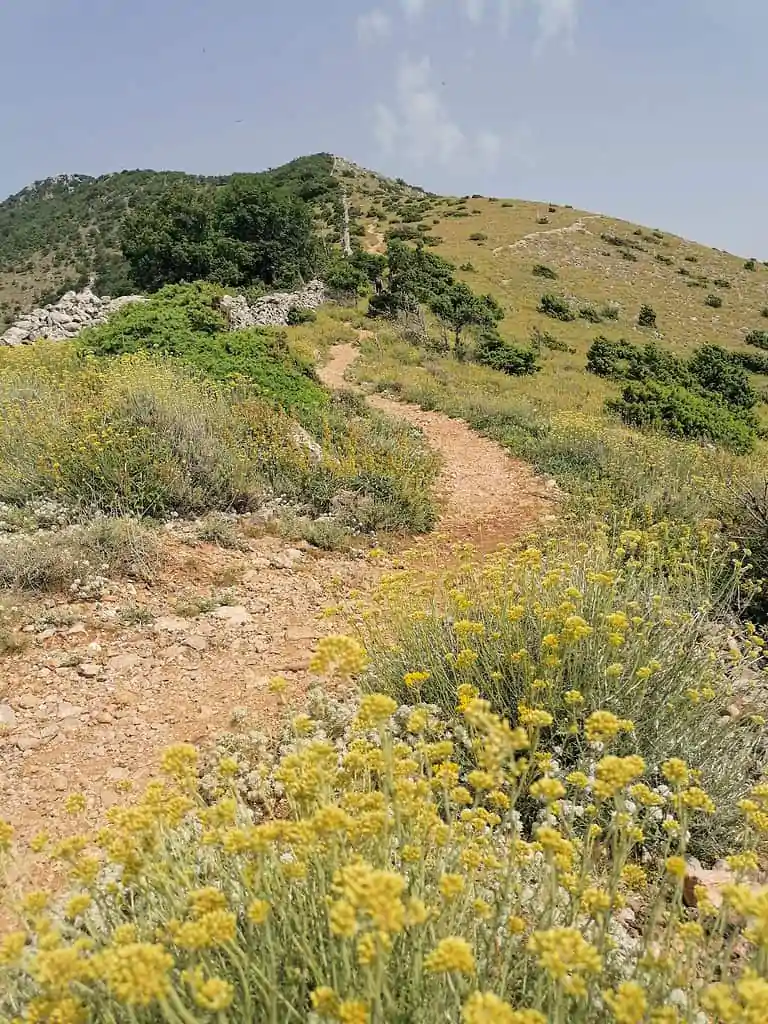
{"left": 705, "top": 294, "right": 723, "bottom": 308}
{"left": 458, "top": 262, "right": 475, "bottom": 272}
{"left": 744, "top": 258, "right": 757, "bottom": 271}
{"left": 474, "top": 333, "right": 540, "bottom": 376}
{"left": 654, "top": 253, "right": 674, "bottom": 265}
{"left": 468, "top": 232, "right": 487, "bottom": 242}
{"left": 762, "top": 307, "right": 768, "bottom": 318}
{"left": 0, "top": 517, "right": 161, "bottom": 592}
{"left": 530, "top": 327, "right": 575, "bottom": 354}
{"left": 532, "top": 264, "right": 558, "bottom": 280}
{"left": 713, "top": 278, "right": 731, "bottom": 289}
{"left": 538, "top": 293, "right": 575, "bottom": 322}
{"left": 361, "top": 532, "right": 765, "bottom": 857}
{"left": 684, "top": 255, "right": 699, "bottom": 263}
{"left": 3, "top": 669, "right": 767, "bottom": 1022}
{"left": 608, "top": 380, "right": 756, "bottom": 453}
{"left": 285, "top": 306, "right": 317, "bottom": 326}
{"left": 600, "top": 301, "right": 621, "bottom": 321}
{"left": 746, "top": 330, "right": 768, "bottom": 351}
{"left": 619, "top": 250, "right": 638, "bottom": 262}
{"left": 578, "top": 304, "right": 602, "bottom": 324}
{"left": 637, "top": 304, "right": 657, "bottom": 328}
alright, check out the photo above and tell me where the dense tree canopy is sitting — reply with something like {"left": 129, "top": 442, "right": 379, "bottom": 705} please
{"left": 121, "top": 177, "right": 320, "bottom": 292}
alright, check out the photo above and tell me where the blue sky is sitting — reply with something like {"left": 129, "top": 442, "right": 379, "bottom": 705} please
{"left": 1, "top": 1, "right": 766, "bottom": 256}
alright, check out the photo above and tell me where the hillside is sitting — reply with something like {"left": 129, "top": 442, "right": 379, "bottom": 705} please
{"left": 0, "top": 154, "right": 341, "bottom": 329}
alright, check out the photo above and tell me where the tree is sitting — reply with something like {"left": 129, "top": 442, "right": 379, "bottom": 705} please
{"left": 213, "top": 176, "right": 318, "bottom": 288}
{"left": 120, "top": 178, "right": 319, "bottom": 292}
{"left": 637, "top": 304, "right": 657, "bottom": 328}
{"left": 430, "top": 282, "right": 503, "bottom": 348}
{"left": 120, "top": 181, "right": 215, "bottom": 292}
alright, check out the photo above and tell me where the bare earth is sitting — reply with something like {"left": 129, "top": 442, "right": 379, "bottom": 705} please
{"left": 0, "top": 342, "right": 553, "bottom": 899}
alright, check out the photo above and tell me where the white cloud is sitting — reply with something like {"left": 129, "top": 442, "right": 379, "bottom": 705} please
{"left": 374, "top": 56, "right": 465, "bottom": 165}
{"left": 464, "top": 0, "right": 486, "bottom": 23}
{"left": 400, "top": 0, "right": 430, "bottom": 17}
{"left": 535, "top": 0, "right": 578, "bottom": 42}
{"left": 357, "top": 8, "right": 392, "bottom": 43}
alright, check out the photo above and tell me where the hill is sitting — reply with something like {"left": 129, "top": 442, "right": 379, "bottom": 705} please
{"left": 0, "top": 154, "right": 341, "bottom": 330}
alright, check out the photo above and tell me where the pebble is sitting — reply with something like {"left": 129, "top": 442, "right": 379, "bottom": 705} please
{"left": 212, "top": 605, "right": 252, "bottom": 626}
{"left": 78, "top": 662, "right": 101, "bottom": 679}
{"left": 184, "top": 634, "right": 209, "bottom": 652}
{"left": 0, "top": 704, "right": 18, "bottom": 729}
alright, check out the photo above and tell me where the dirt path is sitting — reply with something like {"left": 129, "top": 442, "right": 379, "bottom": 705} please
{"left": 492, "top": 215, "right": 600, "bottom": 255}
{"left": 1, "top": 341, "right": 552, "bottom": 905}
{"left": 318, "top": 342, "right": 554, "bottom": 549}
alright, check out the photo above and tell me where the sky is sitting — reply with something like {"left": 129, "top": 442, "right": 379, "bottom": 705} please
{"left": 1, "top": 0, "right": 766, "bottom": 256}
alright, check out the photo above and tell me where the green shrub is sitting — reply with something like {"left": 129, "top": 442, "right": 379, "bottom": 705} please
{"left": 532, "top": 264, "right": 558, "bottom": 280}
{"left": 655, "top": 253, "right": 674, "bottom": 265}
{"left": 286, "top": 307, "right": 317, "bottom": 326}
{"left": 79, "top": 283, "right": 327, "bottom": 414}
{"left": 578, "top": 304, "right": 602, "bottom": 324}
{"left": 474, "top": 333, "right": 540, "bottom": 376}
{"left": 713, "top": 278, "right": 731, "bottom": 289}
{"left": 538, "top": 293, "right": 575, "bottom": 322}
{"left": 468, "top": 232, "right": 487, "bottom": 242}
{"left": 600, "top": 301, "right": 621, "bottom": 321}
{"left": 620, "top": 250, "right": 638, "bottom": 262}
{"left": 637, "top": 304, "right": 657, "bottom": 328}
{"left": 530, "top": 326, "right": 575, "bottom": 354}
{"left": 458, "top": 261, "right": 475, "bottom": 272}
{"left": 744, "top": 258, "right": 757, "bottom": 271}
{"left": 684, "top": 254, "right": 698, "bottom": 263}
{"left": 762, "top": 307, "right": 768, "bottom": 318}
{"left": 746, "top": 330, "right": 768, "bottom": 350}
{"left": 608, "top": 380, "right": 755, "bottom": 452}
{"left": 705, "top": 294, "right": 723, "bottom": 308}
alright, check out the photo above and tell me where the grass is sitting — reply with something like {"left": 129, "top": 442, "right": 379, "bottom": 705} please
{"left": 0, "top": 306, "right": 440, "bottom": 534}
{"left": 0, "top": 517, "right": 161, "bottom": 592}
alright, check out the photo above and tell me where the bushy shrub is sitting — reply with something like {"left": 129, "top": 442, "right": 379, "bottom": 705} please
{"left": 538, "top": 293, "right": 575, "bottom": 321}
{"left": 474, "top": 333, "right": 540, "bottom": 376}
{"left": 286, "top": 306, "right": 317, "bottom": 326}
{"left": 459, "top": 261, "right": 475, "bottom": 272}
{"left": 744, "top": 258, "right": 757, "bottom": 271}
{"left": 713, "top": 278, "right": 731, "bottom": 289}
{"left": 637, "top": 304, "right": 657, "bottom": 328}
{"left": 79, "top": 283, "right": 327, "bottom": 414}
{"left": 620, "top": 250, "right": 638, "bottom": 262}
{"left": 532, "top": 263, "right": 558, "bottom": 280}
{"left": 684, "top": 254, "right": 698, "bottom": 263}
{"left": 608, "top": 380, "right": 756, "bottom": 452}
{"left": 705, "top": 294, "right": 723, "bottom": 308}
{"left": 654, "top": 253, "right": 674, "bottom": 265}
{"left": 530, "top": 326, "right": 575, "bottom": 354}
{"left": 600, "top": 301, "right": 621, "bottom": 321}
{"left": 578, "top": 304, "right": 602, "bottom": 324}
{"left": 536, "top": 215, "right": 550, "bottom": 225}
{"left": 468, "top": 232, "right": 487, "bottom": 242}
{"left": 745, "top": 329, "right": 768, "bottom": 350}
{"left": 762, "top": 307, "right": 768, "bottom": 318}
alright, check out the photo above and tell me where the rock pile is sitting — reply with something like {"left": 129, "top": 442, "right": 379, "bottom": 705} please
{"left": 1, "top": 289, "right": 145, "bottom": 346}
{"left": 219, "top": 279, "right": 326, "bottom": 330}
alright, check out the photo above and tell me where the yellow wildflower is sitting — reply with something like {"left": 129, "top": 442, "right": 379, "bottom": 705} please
{"left": 356, "top": 693, "right": 397, "bottom": 728}
{"left": 527, "top": 927, "right": 601, "bottom": 996}
{"left": 439, "top": 873, "right": 466, "bottom": 899}
{"left": 247, "top": 899, "right": 270, "bottom": 925}
{"left": 661, "top": 758, "right": 689, "bottom": 787}
{"left": 64, "top": 793, "right": 86, "bottom": 815}
{"left": 339, "top": 1000, "right": 370, "bottom": 1024}
{"left": 462, "top": 992, "right": 547, "bottom": 1024}
{"left": 424, "top": 936, "right": 476, "bottom": 975}
{"left": 94, "top": 944, "right": 173, "bottom": 1007}
{"left": 665, "top": 856, "right": 687, "bottom": 881}
{"left": 585, "top": 710, "right": 634, "bottom": 745}
{"left": 603, "top": 981, "right": 648, "bottom": 1024}
{"left": 529, "top": 777, "right": 566, "bottom": 803}
{"left": 312, "top": 986, "right": 340, "bottom": 1017}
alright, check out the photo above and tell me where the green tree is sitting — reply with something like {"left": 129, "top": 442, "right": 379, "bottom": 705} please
{"left": 120, "top": 181, "right": 214, "bottom": 292}
{"left": 430, "top": 282, "right": 504, "bottom": 348}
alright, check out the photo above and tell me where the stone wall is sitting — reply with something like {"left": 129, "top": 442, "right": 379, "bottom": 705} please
{"left": 1, "top": 279, "right": 327, "bottom": 346}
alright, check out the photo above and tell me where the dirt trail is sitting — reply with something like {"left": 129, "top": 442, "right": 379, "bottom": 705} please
{"left": 318, "top": 342, "right": 553, "bottom": 549}
{"left": 1, "top": 341, "right": 552, "bottom": 905}
{"left": 492, "top": 215, "right": 600, "bottom": 255}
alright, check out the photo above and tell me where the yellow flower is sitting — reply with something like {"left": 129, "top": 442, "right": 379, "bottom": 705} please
{"left": 439, "top": 873, "right": 466, "bottom": 899}
{"left": 507, "top": 915, "right": 527, "bottom": 935}
{"left": 527, "top": 927, "right": 601, "bottom": 997}
{"left": 405, "top": 897, "right": 429, "bottom": 927}
{"left": 564, "top": 690, "right": 585, "bottom": 705}
{"left": 356, "top": 693, "right": 397, "bottom": 728}
{"left": 0, "top": 931, "right": 27, "bottom": 967}
{"left": 424, "top": 936, "right": 476, "bottom": 975}
{"left": 339, "top": 1000, "right": 370, "bottom": 1024}
{"left": 518, "top": 705, "right": 553, "bottom": 729}
{"left": 64, "top": 793, "right": 86, "bottom": 815}
{"left": 467, "top": 770, "right": 496, "bottom": 791}
{"left": 406, "top": 708, "right": 428, "bottom": 733}
{"left": 456, "top": 648, "right": 479, "bottom": 670}
{"left": 679, "top": 786, "right": 716, "bottom": 814}
{"left": 605, "top": 663, "right": 624, "bottom": 678}
{"left": 593, "top": 755, "right": 645, "bottom": 800}
{"left": 665, "top": 856, "right": 687, "bottom": 881}
{"left": 603, "top": 981, "right": 648, "bottom": 1024}
{"left": 185, "top": 967, "right": 234, "bottom": 1012}
{"left": 620, "top": 865, "right": 648, "bottom": 891}
{"left": 188, "top": 887, "right": 228, "bottom": 917}
{"left": 268, "top": 675, "right": 288, "bottom": 694}
{"left": 310, "top": 635, "right": 368, "bottom": 677}
{"left": 65, "top": 894, "right": 92, "bottom": 920}
{"left": 0, "top": 818, "right": 15, "bottom": 853}
{"left": 160, "top": 743, "right": 198, "bottom": 785}
{"left": 457, "top": 683, "right": 480, "bottom": 710}
{"left": 661, "top": 758, "right": 689, "bottom": 787}
{"left": 94, "top": 943, "right": 173, "bottom": 1007}
{"left": 168, "top": 910, "right": 236, "bottom": 950}
{"left": 403, "top": 670, "right": 431, "bottom": 688}
{"left": 462, "top": 992, "right": 547, "bottom": 1024}
{"left": 312, "top": 986, "right": 340, "bottom": 1017}
{"left": 247, "top": 899, "right": 270, "bottom": 925}
{"left": 585, "top": 710, "right": 634, "bottom": 745}
{"left": 529, "top": 777, "right": 566, "bottom": 803}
